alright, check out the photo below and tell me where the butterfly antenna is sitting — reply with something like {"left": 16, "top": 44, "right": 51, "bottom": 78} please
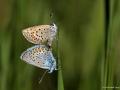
{"left": 38, "top": 70, "right": 48, "bottom": 84}
{"left": 50, "top": 11, "right": 54, "bottom": 24}
{"left": 50, "top": 11, "right": 53, "bottom": 19}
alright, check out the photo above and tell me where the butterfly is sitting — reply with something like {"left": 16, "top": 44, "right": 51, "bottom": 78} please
{"left": 22, "top": 23, "right": 57, "bottom": 46}
{"left": 20, "top": 45, "right": 57, "bottom": 73}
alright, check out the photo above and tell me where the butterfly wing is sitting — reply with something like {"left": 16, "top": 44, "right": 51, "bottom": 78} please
{"left": 20, "top": 45, "right": 53, "bottom": 70}
{"left": 22, "top": 24, "right": 57, "bottom": 46}
{"left": 47, "top": 23, "right": 57, "bottom": 46}
{"left": 22, "top": 25, "right": 50, "bottom": 44}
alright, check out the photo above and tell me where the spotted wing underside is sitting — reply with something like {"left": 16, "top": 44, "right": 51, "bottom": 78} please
{"left": 20, "top": 45, "right": 53, "bottom": 70}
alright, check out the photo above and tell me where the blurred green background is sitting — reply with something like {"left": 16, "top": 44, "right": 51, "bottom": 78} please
{"left": 1, "top": 0, "right": 120, "bottom": 90}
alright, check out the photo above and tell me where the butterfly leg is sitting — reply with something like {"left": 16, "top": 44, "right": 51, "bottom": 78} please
{"left": 55, "top": 64, "right": 62, "bottom": 71}
{"left": 47, "top": 39, "right": 52, "bottom": 47}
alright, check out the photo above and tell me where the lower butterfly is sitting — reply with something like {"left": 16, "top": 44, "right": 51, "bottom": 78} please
{"left": 20, "top": 45, "right": 57, "bottom": 73}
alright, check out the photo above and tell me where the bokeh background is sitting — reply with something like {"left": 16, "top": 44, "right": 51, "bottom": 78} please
{"left": 1, "top": 0, "right": 120, "bottom": 90}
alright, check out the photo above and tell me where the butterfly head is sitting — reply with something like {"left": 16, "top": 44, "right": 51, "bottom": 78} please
{"left": 50, "top": 23, "right": 57, "bottom": 29}
{"left": 50, "top": 23, "right": 57, "bottom": 37}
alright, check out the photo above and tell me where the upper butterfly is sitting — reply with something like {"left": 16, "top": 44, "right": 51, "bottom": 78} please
{"left": 22, "top": 23, "right": 57, "bottom": 46}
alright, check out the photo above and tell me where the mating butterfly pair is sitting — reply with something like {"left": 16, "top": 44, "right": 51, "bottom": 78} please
{"left": 20, "top": 23, "right": 57, "bottom": 73}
